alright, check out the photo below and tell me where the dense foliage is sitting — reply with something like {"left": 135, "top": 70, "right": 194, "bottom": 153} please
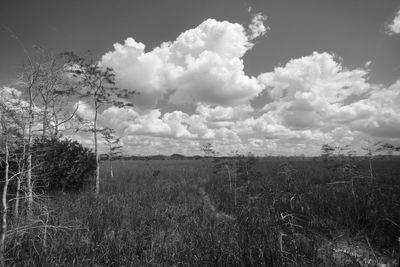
{"left": 32, "top": 137, "right": 96, "bottom": 192}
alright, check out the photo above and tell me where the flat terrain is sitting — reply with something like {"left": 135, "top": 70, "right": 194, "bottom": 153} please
{"left": 7, "top": 158, "right": 400, "bottom": 266}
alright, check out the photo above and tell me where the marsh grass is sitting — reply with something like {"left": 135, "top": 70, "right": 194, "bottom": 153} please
{"left": 3, "top": 158, "right": 400, "bottom": 266}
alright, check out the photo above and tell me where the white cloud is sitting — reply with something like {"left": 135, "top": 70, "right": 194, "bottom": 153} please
{"left": 252, "top": 52, "right": 400, "bottom": 153}
{"left": 386, "top": 9, "right": 400, "bottom": 35}
{"left": 259, "top": 52, "right": 370, "bottom": 103}
{"left": 248, "top": 13, "right": 269, "bottom": 40}
{"left": 196, "top": 104, "right": 253, "bottom": 121}
{"left": 258, "top": 52, "right": 372, "bottom": 130}
{"left": 75, "top": 100, "right": 95, "bottom": 121}
{"left": 70, "top": 85, "right": 400, "bottom": 156}
{"left": 101, "top": 18, "right": 266, "bottom": 109}
{"left": 68, "top": 16, "right": 400, "bottom": 156}
{"left": 71, "top": 47, "right": 400, "bottom": 156}
{"left": 0, "top": 86, "right": 21, "bottom": 99}
{"left": 100, "top": 38, "right": 174, "bottom": 109}
{"left": 0, "top": 87, "right": 30, "bottom": 116}
{"left": 351, "top": 80, "right": 400, "bottom": 138}
{"left": 124, "top": 109, "right": 173, "bottom": 137}
{"left": 168, "top": 51, "right": 261, "bottom": 106}
{"left": 100, "top": 105, "right": 140, "bottom": 131}
{"left": 170, "top": 19, "right": 252, "bottom": 60}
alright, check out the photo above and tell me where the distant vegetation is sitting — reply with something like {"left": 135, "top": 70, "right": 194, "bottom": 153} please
{"left": 104, "top": 153, "right": 400, "bottom": 161}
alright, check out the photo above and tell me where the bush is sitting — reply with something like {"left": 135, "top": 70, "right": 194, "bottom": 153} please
{"left": 32, "top": 137, "right": 96, "bottom": 192}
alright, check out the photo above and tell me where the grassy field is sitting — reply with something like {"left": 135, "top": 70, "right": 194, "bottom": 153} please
{"left": 5, "top": 157, "right": 400, "bottom": 266}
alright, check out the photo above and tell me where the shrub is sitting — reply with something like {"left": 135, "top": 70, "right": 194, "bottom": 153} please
{"left": 32, "top": 137, "right": 96, "bottom": 192}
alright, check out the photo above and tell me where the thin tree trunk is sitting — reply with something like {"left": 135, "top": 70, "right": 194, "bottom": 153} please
{"left": 368, "top": 157, "right": 374, "bottom": 184}
{"left": 26, "top": 83, "right": 34, "bottom": 218}
{"left": 14, "top": 177, "right": 20, "bottom": 219}
{"left": 0, "top": 124, "right": 9, "bottom": 265}
{"left": 110, "top": 160, "right": 114, "bottom": 179}
{"left": 52, "top": 106, "right": 59, "bottom": 137}
{"left": 42, "top": 104, "right": 48, "bottom": 138}
{"left": 234, "top": 173, "right": 237, "bottom": 207}
{"left": 4, "top": 23, "right": 35, "bottom": 219}
{"left": 225, "top": 164, "right": 232, "bottom": 192}
{"left": 94, "top": 102, "right": 100, "bottom": 195}
{"left": 14, "top": 126, "right": 25, "bottom": 219}
{"left": 245, "top": 163, "right": 251, "bottom": 207}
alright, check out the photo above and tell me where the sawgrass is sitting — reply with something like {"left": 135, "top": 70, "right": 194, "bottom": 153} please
{"left": 4, "top": 158, "right": 400, "bottom": 266}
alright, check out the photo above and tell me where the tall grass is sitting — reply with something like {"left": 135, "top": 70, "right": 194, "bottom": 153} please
{"left": 3, "top": 158, "right": 400, "bottom": 266}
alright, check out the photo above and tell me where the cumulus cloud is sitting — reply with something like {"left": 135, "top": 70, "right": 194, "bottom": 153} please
{"left": 73, "top": 50, "right": 400, "bottom": 155}
{"left": 169, "top": 19, "right": 252, "bottom": 60}
{"left": 100, "top": 108, "right": 200, "bottom": 140}
{"left": 248, "top": 13, "right": 269, "bottom": 40}
{"left": 351, "top": 80, "right": 400, "bottom": 138}
{"left": 73, "top": 101, "right": 326, "bottom": 156}
{"left": 115, "top": 107, "right": 241, "bottom": 142}
{"left": 100, "top": 38, "right": 173, "bottom": 108}
{"left": 258, "top": 52, "right": 372, "bottom": 130}
{"left": 250, "top": 52, "right": 400, "bottom": 154}
{"left": 75, "top": 100, "right": 95, "bottom": 121}
{"left": 168, "top": 51, "right": 261, "bottom": 106}
{"left": 196, "top": 104, "right": 253, "bottom": 121}
{"left": 100, "top": 17, "right": 267, "bottom": 109}
{"left": 71, "top": 16, "right": 400, "bottom": 156}
{"left": 1, "top": 86, "right": 21, "bottom": 98}
{"left": 386, "top": 9, "right": 400, "bottom": 35}
{"left": 259, "top": 52, "right": 370, "bottom": 102}
{"left": 0, "top": 86, "right": 29, "bottom": 115}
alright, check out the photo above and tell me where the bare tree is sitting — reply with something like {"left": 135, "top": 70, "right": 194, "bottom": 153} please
{"left": 13, "top": 129, "right": 25, "bottom": 219}
{"left": 19, "top": 50, "right": 78, "bottom": 216}
{"left": 0, "top": 25, "right": 36, "bottom": 217}
{"left": 0, "top": 88, "right": 25, "bottom": 264}
{"left": 0, "top": 109, "right": 10, "bottom": 266}
{"left": 63, "top": 52, "right": 135, "bottom": 194}
{"left": 30, "top": 48, "right": 79, "bottom": 138}
{"left": 34, "top": 48, "right": 63, "bottom": 138}
{"left": 362, "top": 141, "right": 383, "bottom": 184}
{"left": 101, "top": 128, "right": 122, "bottom": 179}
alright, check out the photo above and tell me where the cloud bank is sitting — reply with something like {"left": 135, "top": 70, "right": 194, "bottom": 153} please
{"left": 64, "top": 15, "right": 400, "bottom": 155}
{"left": 73, "top": 53, "right": 400, "bottom": 156}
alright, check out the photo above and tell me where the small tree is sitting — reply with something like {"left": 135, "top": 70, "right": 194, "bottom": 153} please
{"left": 63, "top": 52, "right": 135, "bottom": 194}
{"left": 361, "top": 141, "right": 383, "bottom": 184}
{"left": 321, "top": 144, "right": 335, "bottom": 162}
{"left": 101, "top": 128, "right": 122, "bottom": 179}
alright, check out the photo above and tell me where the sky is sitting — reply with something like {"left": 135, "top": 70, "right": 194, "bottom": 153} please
{"left": 1, "top": 0, "right": 400, "bottom": 156}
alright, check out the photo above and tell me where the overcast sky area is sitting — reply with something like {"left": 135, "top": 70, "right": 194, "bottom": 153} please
{"left": 1, "top": 0, "right": 400, "bottom": 156}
